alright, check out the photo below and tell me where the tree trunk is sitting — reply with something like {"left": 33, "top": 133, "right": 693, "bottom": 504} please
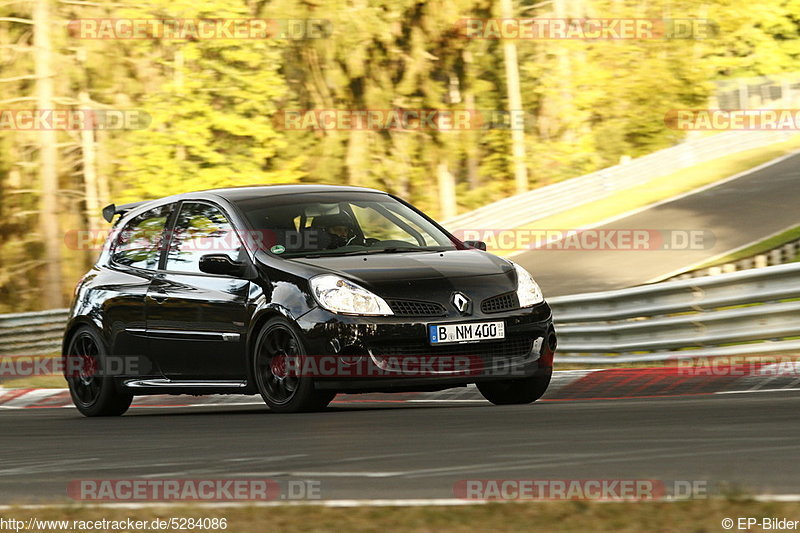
{"left": 464, "top": 90, "right": 480, "bottom": 189}
{"left": 554, "top": 0, "right": 574, "bottom": 143}
{"left": 34, "top": 0, "right": 63, "bottom": 308}
{"left": 95, "top": 128, "right": 112, "bottom": 204}
{"left": 463, "top": 49, "right": 480, "bottom": 188}
{"left": 345, "top": 130, "right": 368, "bottom": 186}
{"left": 79, "top": 90, "right": 100, "bottom": 235}
{"left": 500, "top": 0, "right": 528, "bottom": 195}
{"left": 437, "top": 161, "right": 457, "bottom": 220}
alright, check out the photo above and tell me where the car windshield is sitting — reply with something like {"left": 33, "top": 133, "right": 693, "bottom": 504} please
{"left": 234, "top": 192, "right": 458, "bottom": 258}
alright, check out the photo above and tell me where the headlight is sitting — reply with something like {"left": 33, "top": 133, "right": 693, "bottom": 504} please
{"left": 511, "top": 262, "right": 544, "bottom": 307}
{"left": 309, "top": 274, "right": 394, "bottom": 316}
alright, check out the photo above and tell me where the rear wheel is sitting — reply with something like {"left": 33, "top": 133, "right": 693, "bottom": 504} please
{"left": 253, "top": 318, "right": 335, "bottom": 413}
{"left": 65, "top": 326, "right": 133, "bottom": 417}
{"left": 477, "top": 373, "right": 551, "bottom": 405}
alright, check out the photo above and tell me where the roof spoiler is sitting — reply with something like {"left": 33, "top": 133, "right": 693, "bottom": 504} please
{"left": 102, "top": 204, "right": 117, "bottom": 223}
{"left": 102, "top": 201, "right": 147, "bottom": 223}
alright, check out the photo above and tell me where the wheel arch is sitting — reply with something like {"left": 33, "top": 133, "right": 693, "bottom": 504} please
{"left": 244, "top": 305, "right": 301, "bottom": 387}
{"left": 61, "top": 315, "right": 104, "bottom": 355}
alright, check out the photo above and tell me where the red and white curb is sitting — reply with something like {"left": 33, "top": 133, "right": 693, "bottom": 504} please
{"left": 1, "top": 365, "right": 798, "bottom": 410}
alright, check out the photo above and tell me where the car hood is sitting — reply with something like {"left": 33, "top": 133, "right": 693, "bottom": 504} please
{"left": 285, "top": 249, "right": 517, "bottom": 297}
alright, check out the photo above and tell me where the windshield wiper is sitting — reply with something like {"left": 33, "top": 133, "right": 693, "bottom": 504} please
{"left": 290, "top": 247, "right": 447, "bottom": 259}
{"left": 335, "top": 247, "right": 449, "bottom": 256}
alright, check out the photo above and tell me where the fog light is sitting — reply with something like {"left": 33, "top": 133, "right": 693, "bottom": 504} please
{"left": 547, "top": 331, "right": 557, "bottom": 352}
{"left": 538, "top": 329, "right": 557, "bottom": 368}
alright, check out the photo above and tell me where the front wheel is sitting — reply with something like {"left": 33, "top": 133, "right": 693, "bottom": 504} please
{"left": 65, "top": 326, "right": 133, "bottom": 417}
{"left": 253, "top": 318, "right": 335, "bottom": 413}
{"left": 477, "top": 373, "right": 551, "bottom": 405}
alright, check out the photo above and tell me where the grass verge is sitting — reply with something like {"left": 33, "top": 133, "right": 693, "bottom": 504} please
{"left": 0, "top": 354, "right": 65, "bottom": 389}
{"left": 4, "top": 500, "right": 800, "bottom": 532}
{"left": 688, "top": 223, "right": 800, "bottom": 271}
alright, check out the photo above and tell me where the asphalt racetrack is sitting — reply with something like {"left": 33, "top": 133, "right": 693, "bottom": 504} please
{"left": 515, "top": 152, "right": 800, "bottom": 295}
{"left": 2, "top": 390, "right": 799, "bottom": 503}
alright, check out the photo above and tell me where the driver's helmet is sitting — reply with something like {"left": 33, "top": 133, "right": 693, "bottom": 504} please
{"left": 311, "top": 213, "right": 356, "bottom": 248}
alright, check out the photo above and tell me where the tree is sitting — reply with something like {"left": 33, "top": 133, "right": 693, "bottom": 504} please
{"left": 120, "top": 0, "right": 301, "bottom": 202}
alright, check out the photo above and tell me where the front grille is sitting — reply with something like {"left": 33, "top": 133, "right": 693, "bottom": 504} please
{"left": 481, "top": 292, "right": 519, "bottom": 314}
{"left": 370, "top": 336, "right": 533, "bottom": 359}
{"left": 386, "top": 299, "right": 446, "bottom": 317}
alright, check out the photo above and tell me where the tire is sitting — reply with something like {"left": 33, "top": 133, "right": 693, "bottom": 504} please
{"left": 253, "top": 317, "right": 335, "bottom": 413}
{"left": 477, "top": 373, "right": 551, "bottom": 405}
{"left": 65, "top": 326, "right": 133, "bottom": 417}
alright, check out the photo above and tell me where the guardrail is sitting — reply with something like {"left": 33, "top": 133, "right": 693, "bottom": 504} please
{"left": 548, "top": 262, "right": 800, "bottom": 363}
{"left": 0, "top": 263, "right": 798, "bottom": 364}
{"left": 443, "top": 130, "right": 796, "bottom": 231}
{"left": 0, "top": 308, "right": 68, "bottom": 356}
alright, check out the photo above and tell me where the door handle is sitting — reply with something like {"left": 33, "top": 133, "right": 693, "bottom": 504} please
{"left": 148, "top": 290, "right": 168, "bottom": 304}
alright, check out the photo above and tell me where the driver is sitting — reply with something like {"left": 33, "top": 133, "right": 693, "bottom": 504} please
{"left": 311, "top": 213, "right": 361, "bottom": 249}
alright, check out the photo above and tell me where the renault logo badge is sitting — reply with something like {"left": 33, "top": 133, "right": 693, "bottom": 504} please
{"left": 452, "top": 292, "right": 472, "bottom": 315}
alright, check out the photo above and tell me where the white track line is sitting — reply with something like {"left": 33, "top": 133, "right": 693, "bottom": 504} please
{"left": 3, "top": 495, "right": 800, "bottom": 510}
{"left": 715, "top": 388, "right": 800, "bottom": 395}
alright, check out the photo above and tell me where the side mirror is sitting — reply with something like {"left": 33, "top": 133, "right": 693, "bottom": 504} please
{"left": 463, "top": 240, "right": 487, "bottom": 251}
{"left": 199, "top": 254, "right": 244, "bottom": 276}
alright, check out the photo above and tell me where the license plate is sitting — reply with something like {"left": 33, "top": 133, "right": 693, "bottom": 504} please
{"left": 429, "top": 321, "right": 505, "bottom": 344}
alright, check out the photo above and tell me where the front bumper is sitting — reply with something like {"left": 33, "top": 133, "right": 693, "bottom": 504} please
{"left": 295, "top": 301, "right": 556, "bottom": 393}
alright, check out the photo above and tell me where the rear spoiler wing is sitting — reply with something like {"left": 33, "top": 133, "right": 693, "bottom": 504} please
{"left": 102, "top": 201, "right": 148, "bottom": 223}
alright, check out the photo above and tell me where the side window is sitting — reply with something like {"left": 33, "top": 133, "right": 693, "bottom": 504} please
{"left": 165, "top": 203, "right": 242, "bottom": 274}
{"left": 110, "top": 205, "right": 172, "bottom": 270}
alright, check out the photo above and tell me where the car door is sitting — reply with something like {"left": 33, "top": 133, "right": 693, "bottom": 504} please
{"left": 145, "top": 201, "right": 251, "bottom": 380}
{"left": 105, "top": 203, "right": 175, "bottom": 363}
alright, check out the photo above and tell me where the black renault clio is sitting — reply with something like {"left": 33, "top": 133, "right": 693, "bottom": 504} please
{"left": 63, "top": 185, "right": 556, "bottom": 416}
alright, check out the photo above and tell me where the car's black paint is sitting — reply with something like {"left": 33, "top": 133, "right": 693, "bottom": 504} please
{"left": 63, "top": 185, "right": 556, "bottom": 411}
